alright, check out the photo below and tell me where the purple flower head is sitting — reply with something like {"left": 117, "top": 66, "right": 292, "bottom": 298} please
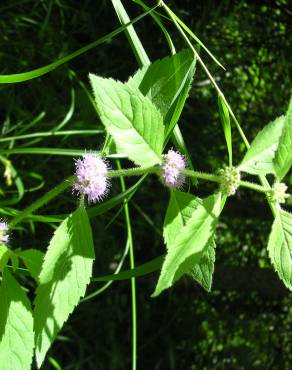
{"left": 73, "top": 152, "right": 110, "bottom": 204}
{"left": 0, "top": 221, "right": 9, "bottom": 245}
{"left": 161, "top": 149, "right": 186, "bottom": 188}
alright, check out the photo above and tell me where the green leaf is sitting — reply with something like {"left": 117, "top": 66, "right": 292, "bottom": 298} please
{"left": 153, "top": 192, "right": 221, "bottom": 296}
{"left": 163, "top": 191, "right": 201, "bottom": 247}
{"left": 218, "top": 95, "right": 232, "bottom": 166}
{"left": 127, "top": 50, "right": 197, "bottom": 180}
{"left": 89, "top": 75, "right": 164, "bottom": 167}
{"left": 110, "top": 0, "right": 150, "bottom": 67}
{"left": 163, "top": 191, "right": 216, "bottom": 291}
{"left": 188, "top": 240, "right": 215, "bottom": 292}
{"left": 18, "top": 249, "right": 44, "bottom": 281}
{"left": 239, "top": 115, "right": 285, "bottom": 175}
{"left": 0, "top": 244, "right": 10, "bottom": 270}
{"left": 0, "top": 269, "right": 34, "bottom": 370}
{"left": 127, "top": 49, "right": 196, "bottom": 120}
{"left": 273, "top": 97, "right": 292, "bottom": 180}
{"left": 267, "top": 207, "right": 292, "bottom": 291}
{"left": 34, "top": 205, "right": 95, "bottom": 367}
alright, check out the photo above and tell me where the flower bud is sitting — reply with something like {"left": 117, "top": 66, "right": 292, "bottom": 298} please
{"left": 269, "top": 182, "right": 288, "bottom": 204}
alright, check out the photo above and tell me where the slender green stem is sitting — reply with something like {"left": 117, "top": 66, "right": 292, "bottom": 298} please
{"left": 239, "top": 180, "right": 270, "bottom": 193}
{"left": 10, "top": 176, "right": 74, "bottom": 227}
{"left": 181, "top": 169, "right": 221, "bottom": 183}
{"left": 161, "top": 1, "right": 250, "bottom": 149}
{"left": 182, "top": 169, "right": 269, "bottom": 193}
{"left": 108, "top": 166, "right": 159, "bottom": 178}
{"left": 0, "top": 130, "right": 103, "bottom": 143}
{"left": 118, "top": 161, "right": 137, "bottom": 370}
{"left": 160, "top": 2, "right": 282, "bottom": 216}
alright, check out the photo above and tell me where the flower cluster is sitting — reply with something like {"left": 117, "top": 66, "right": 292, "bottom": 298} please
{"left": 219, "top": 166, "right": 241, "bottom": 196}
{"left": 269, "top": 182, "right": 288, "bottom": 204}
{"left": 73, "top": 152, "right": 110, "bottom": 204}
{"left": 0, "top": 221, "right": 9, "bottom": 245}
{"left": 161, "top": 149, "right": 186, "bottom": 189}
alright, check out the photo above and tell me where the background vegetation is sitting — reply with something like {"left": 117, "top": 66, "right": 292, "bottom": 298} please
{"left": 0, "top": 0, "right": 291, "bottom": 369}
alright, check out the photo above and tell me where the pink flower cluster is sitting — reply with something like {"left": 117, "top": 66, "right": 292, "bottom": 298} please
{"left": 0, "top": 221, "right": 9, "bottom": 244}
{"left": 73, "top": 152, "right": 110, "bottom": 204}
{"left": 161, "top": 149, "right": 186, "bottom": 188}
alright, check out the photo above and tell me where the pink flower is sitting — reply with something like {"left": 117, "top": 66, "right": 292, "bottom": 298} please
{"left": 73, "top": 152, "right": 110, "bottom": 204}
{"left": 0, "top": 221, "right": 9, "bottom": 244}
{"left": 161, "top": 149, "right": 186, "bottom": 188}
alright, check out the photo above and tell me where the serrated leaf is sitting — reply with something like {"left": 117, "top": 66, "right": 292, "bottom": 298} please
{"left": 239, "top": 115, "right": 285, "bottom": 175}
{"left": 267, "top": 207, "right": 292, "bottom": 291}
{"left": 0, "top": 269, "right": 34, "bottom": 370}
{"left": 127, "top": 50, "right": 197, "bottom": 181}
{"left": 127, "top": 49, "right": 196, "bottom": 120}
{"left": 163, "top": 191, "right": 201, "bottom": 247}
{"left": 163, "top": 191, "right": 215, "bottom": 291}
{"left": 188, "top": 240, "right": 215, "bottom": 292}
{"left": 89, "top": 74, "right": 164, "bottom": 167}
{"left": 34, "top": 205, "right": 95, "bottom": 367}
{"left": 19, "top": 249, "right": 44, "bottom": 281}
{"left": 273, "top": 97, "right": 292, "bottom": 180}
{"left": 153, "top": 193, "right": 221, "bottom": 296}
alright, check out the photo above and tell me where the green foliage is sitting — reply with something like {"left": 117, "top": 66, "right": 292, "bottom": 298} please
{"left": 153, "top": 193, "right": 222, "bottom": 296}
{"left": 189, "top": 240, "right": 216, "bottom": 292}
{"left": 18, "top": 249, "right": 44, "bottom": 281}
{"left": 128, "top": 49, "right": 196, "bottom": 121}
{"left": 34, "top": 204, "right": 95, "bottom": 367}
{"left": 0, "top": 245, "right": 10, "bottom": 270}
{"left": 0, "top": 269, "right": 34, "bottom": 370}
{"left": 267, "top": 207, "right": 292, "bottom": 291}
{"left": 273, "top": 97, "right": 292, "bottom": 180}
{"left": 163, "top": 191, "right": 216, "bottom": 291}
{"left": 0, "top": 0, "right": 291, "bottom": 368}
{"left": 89, "top": 74, "right": 164, "bottom": 166}
{"left": 239, "top": 115, "right": 285, "bottom": 175}
{"left": 218, "top": 96, "right": 232, "bottom": 166}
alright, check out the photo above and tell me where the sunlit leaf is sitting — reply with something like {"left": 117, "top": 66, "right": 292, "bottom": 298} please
{"left": 267, "top": 207, "right": 292, "bottom": 291}
{"left": 273, "top": 97, "right": 292, "bottom": 180}
{"left": 153, "top": 192, "right": 221, "bottom": 296}
{"left": 240, "top": 116, "right": 285, "bottom": 175}
{"left": 89, "top": 74, "right": 164, "bottom": 167}
{"left": 0, "top": 269, "right": 34, "bottom": 370}
{"left": 163, "top": 191, "right": 216, "bottom": 291}
{"left": 34, "top": 204, "right": 95, "bottom": 367}
{"left": 18, "top": 249, "right": 44, "bottom": 281}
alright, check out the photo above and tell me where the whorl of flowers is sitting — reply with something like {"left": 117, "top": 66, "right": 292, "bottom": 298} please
{"left": 161, "top": 149, "right": 186, "bottom": 188}
{"left": 219, "top": 166, "right": 241, "bottom": 196}
{"left": 270, "top": 182, "right": 288, "bottom": 204}
{"left": 0, "top": 221, "right": 9, "bottom": 245}
{"left": 73, "top": 152, "right": 110, "bottom": 204}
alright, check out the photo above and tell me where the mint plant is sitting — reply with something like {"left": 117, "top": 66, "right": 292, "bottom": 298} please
{"left": 0, "top": 1, "right": 291, "bottom": 369}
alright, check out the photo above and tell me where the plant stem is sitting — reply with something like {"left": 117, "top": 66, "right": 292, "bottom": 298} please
{"left": 181, "top": 169, "right": 221, "bottom": 183}
{"left": 118, "top": 161, "right": 137, "bottom": 370}
{"left": 161, "top": 1, "right": 250, "bottom": 149}
{"left": 110, "top": 165, "right": 271, "bottom": 195}
{"left": 108, "top": 166, "right": 159, "bottom": 178}
{"left": 239, "top": 180, "right": 270, "bottom": 193}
